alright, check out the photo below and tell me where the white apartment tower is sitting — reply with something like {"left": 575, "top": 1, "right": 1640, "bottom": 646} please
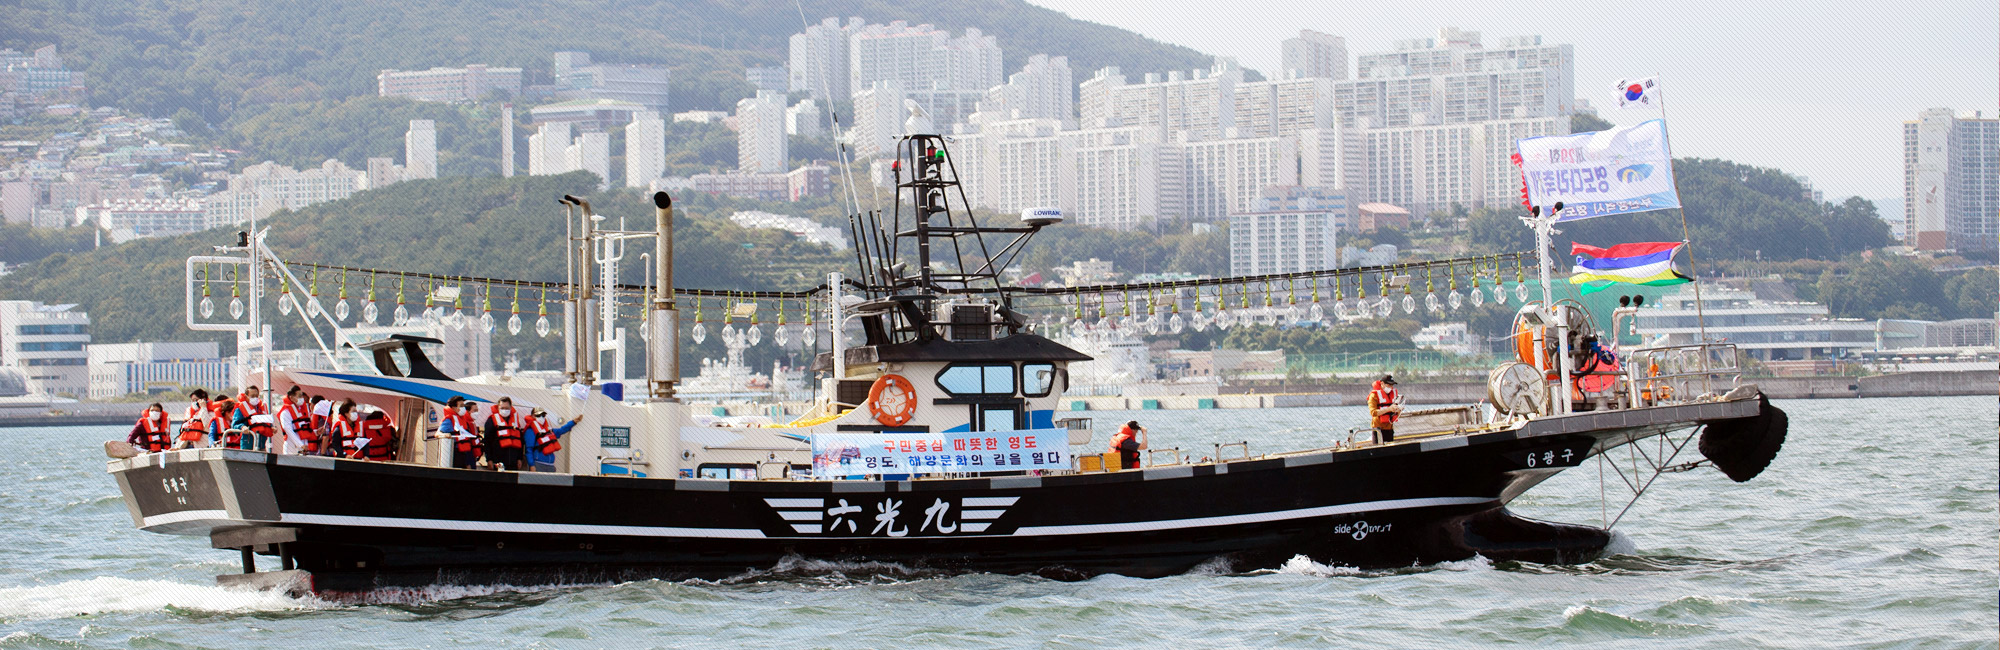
{"left": 1361, "top": 115, "right": 1565, "bottom": 218}
{"left": 564, "top": 131, "right": 611, "bottom": 189}
{"left": 1339, "top": 29, "right": 1574, "bottom": 128}
{"left": 1904, "top": 108, "right": 1999, "bottom": 251}
{"left": 1281, "top": 30, "right": 1348, "bottom": 80}
{"left": 1232, "top": 76, "right": 1336, "bottom": 139}
{"left": 736, "top": 90, "right": 788, "bottom": 174}
{"left": 982, "top": 54, "right": 1074, "bottom": 124}
{"left": 527, "top": 122, "right": 573, "bottom": 176}
{"left": 1182, "top": 135, "right": 1299, "bottom": 220}
{"left": 786, "top": 98, "right": 823, "bottom": 137}
{"left": 850, "top": 81, "right": 906, "bottom": 159}
{"left": 1079, "top": 61, "right": 1242, "bottom": 141}
{"left": 847, "top": 22, "right": 1001, "bottom": 99}
{"left": 501, "top": 104, "right": 515, "bottom": 177}
{"left": 404, "top": 119, "right": 436, "bottom": 180}
{"left": 625, "top": 111, "right": 666, "bottom": 189}
{"left": 789, "top": 17, "right": 865, "bottom": 100}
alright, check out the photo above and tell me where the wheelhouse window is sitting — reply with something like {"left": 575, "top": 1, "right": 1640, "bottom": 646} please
{"left": 1022, "top": 363, "right": 1056, "bottom": 397}
{"left": 936, "top": 363, "right": 1016, "bottom": 396}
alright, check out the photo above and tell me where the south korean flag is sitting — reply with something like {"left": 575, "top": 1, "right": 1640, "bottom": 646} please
{"left": 1613, "top": 77, "right": 1660, "bottom": 110}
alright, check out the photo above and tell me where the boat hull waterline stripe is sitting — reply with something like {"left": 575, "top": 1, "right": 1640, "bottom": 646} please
{"left": 141, "top": 509, "right": 232, "bottom": 528}
{"left": 162, "top": 496, "right": 1499, "bottom": 540}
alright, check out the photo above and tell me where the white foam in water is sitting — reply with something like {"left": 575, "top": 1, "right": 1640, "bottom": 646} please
{"left": 1602, "top": 528, "right": 1639, "bottom": 557}
{"left": 1274, "top": 555, "right": 1364, "bottom": 577}
{"left": 0, "top": 576, "right": 322, "bottom": 621}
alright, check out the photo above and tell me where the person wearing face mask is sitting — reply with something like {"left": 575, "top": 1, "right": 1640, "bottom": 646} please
{"left": 524, "top": 408, "right": 582, "bottom": 472}
{"left": 209, "top": 395, "right": 239, "bottom": 448}
{"left": 177, "top": 389, "right": 213, "bottom": 450}
{"left": 482, "top": 397, "right": 526, "bottom": 471}
{"left": 309, "top": 396, "right": 335, "bottom": 456}
{"left": 128, "top": 403, "right": 173, "bottom": 454}
{"left": 231, "top": 385, "right": 274, "bottom": 451}
{"left": 330, "top": 399, "right": 361, "bottom": 458}
{"left": 434, "top": 397, "right": 484, "bottom": 470}
{"left": 276, "top": 386, "right": 310, "bottom": 454}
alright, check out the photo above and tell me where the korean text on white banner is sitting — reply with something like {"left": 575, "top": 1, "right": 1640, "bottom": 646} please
{"left": 811, "top": 429, "right": 1070, "bottom": 477}
{"left": 1515, "top": 119, "right": 1680, "bottom": 222}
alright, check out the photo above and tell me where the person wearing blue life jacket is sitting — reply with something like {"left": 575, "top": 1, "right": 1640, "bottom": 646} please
{"left": 525, "top": 408, "right": 581, "bottom": 472}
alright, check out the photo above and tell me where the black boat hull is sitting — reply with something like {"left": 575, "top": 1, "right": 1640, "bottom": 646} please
{"left": 110, "top": 398, "right": 1764, "bottom": 595}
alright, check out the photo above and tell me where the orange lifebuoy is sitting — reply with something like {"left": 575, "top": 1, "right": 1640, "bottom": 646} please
{"left": 867, "top": 374, "right": 917, "bottom": 427}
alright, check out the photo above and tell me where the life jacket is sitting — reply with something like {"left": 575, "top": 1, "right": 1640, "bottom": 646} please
{"left": 442, "top": 407, "right": 476, "bottom": 454}
{"left": 136, "top": 413, "right": 172, "bottom": 452}
{"left": 358, "top": 415, "right": 395, "bottom": 461}
{"left": 530, "top": 417, "right": 562, "bottom": 454}
{"left": 281, "top": 401, "right": 318, "bottom": 452}
{"left": 211, "top": 400, "right": 240, "bottom": 445}
{"left": 1108, "top": 425, "right": 1136, "bottom": 454}
{"left": 235, "top": 395, "right": 274, "bottom": 438}
{"left": 1370, "top": 382, "right": 1399, "bottom": 427}
{"left": 489, "top": 408, "right": 525, "bottom": 449}
{"left": 334, "top": 416, "right": 362, "bottom": 457}
{"left": 180, "top": 402, "right": 211, "bottom": 442}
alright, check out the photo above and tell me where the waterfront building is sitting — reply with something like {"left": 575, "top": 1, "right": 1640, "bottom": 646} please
{"left": 376, "top": 64, "right": 522, "bottom": 103}
{"left": 1903, "top": 108, "right": 1999, "bottom": 251}
{"left": 1634, "top": 286, "right": 1876, "bottom": 361}
{"left": 0, "top": 300, "right": 89, "bottom": 397}
{"left": 86, "top": 342, "right": 232, "bottom": 399}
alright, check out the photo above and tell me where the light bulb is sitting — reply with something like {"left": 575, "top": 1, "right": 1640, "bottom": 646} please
{"left": 746, "top": 325, "right": 763, "bottom": 347}
{"left": 1425, "top": 293, "right": 1441, "bottom": 313}
{"left": 1145, "top": 317, "right": 1161, "bottom": 335}
{"left": 423, "top": 307, "right": 442, "bottom": 327}
{"left": 1470, "top": 287, "right": 1486, "bottom": 308}
{"left": 691, "top": 322, "right": 707, "bottom": 344}
{"left": 1169, "top": 313, "right": 1185, "bottom": 334}
{"left": 721, "top": 323, "right": 738, "bottom": 345}
{"left": 480, "top": 312, "right": 495, "bottom": 333}
{"left": 1401, "top": 294, "right": 1416, "bottom": 314}
{"left": 535, "top": 315, "right": 552, "bottom": 338}
{"left": 306, "top": 298, "right": 322, "bottom": 318}
{"left": 775, "top": 325, "right": 791, "bottom": 347}
{"left": 364, "top": 302, "right": 380, "bottom": 324}
{"left": 1515, "top": 283, "right": 1530, "bottom": 302}
{"left": 507, "top": 313, "right": 523, "bottom": 335}
{"left": 1334, "top": 301, "right": 1351, "bottom": 320}
{"left": 1309, "top": 303, "right": 1324, "bottom": 324}
{"left": 200, "top": 296, "right": 215, "bottom": 318}
{"left": 393, "top": 304, "right": 409, "bottom": 325}
{"left": 1191, "top": 312, "right": 1209, "bottom": 332}
{"left": 449, "top": 311, "right": 466, "bottom": 331}
{"left": 278, "top": 294, "right": 294, "bottom": 316}
{"left": 1493, "top": 286, "right": 1509, "bottom": 306}
{"left": 1449, "top": 290, "right": 1464, "bottom": 310}
{"left": 1216, "top": 310, "right": 1236, "bottom": 330}
{"left": 229, "top": 297, "right": 244, "bottom": 319}
{"left": 335, "top": 299, "right": 350, "bottom": 321}
{"left": 1377, "top": 298, "right": 1395, "bottom": 318}
{"left": 801, "top": 325, "right": 817, "bottom": 347}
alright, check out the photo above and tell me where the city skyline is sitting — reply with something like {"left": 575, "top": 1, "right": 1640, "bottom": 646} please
{"left": 1023, "top": 0, "right": 1997, "bottom": 202}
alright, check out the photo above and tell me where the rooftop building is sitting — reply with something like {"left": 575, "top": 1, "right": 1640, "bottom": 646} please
{"left": 376, "top": 64, "right": 522, "bottom": 103}
{"left": 1904, "top": 108, "right": 1999, "bottom": 251}
{"left": 552, "top": 52, "right": 672, "bottom": 112}
{"left": 0, "top": 300, "right": 89, "bottom": 397}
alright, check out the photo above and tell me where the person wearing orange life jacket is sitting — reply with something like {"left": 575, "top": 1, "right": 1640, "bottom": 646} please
{"left": 524, "top": 408, "right": 582, "bottom": 472}
{"left": 127, "top": 403, "right": 173, "bottom": 453}
{"left": 350, "top": 408, "right": 397, "bottom": 461}
{"left": 308, "top": 396, "right": 336, "bottom": 456}
{"left": 209, "top": 396, "right": 240, "bottom": 448}
{"left": 481, "top": 397, "right": 527, "bottom": 471}
{"left": 1367, "top": 375, "right": 1404, "bottom": 443}
{"left": 175, "top": 389, "right": 213, "bottom": 449}
{"left": 274, "top": 386, "right": 310, "bottom": 454}
{"left": 329, "top": 399, "right": 361, "bottom": 458}
{"left": 434, "top": 397, "right": 483, "bottom": 469}
{"left": 1108, "top": 420, "right": 1147, "bottom": 470}
{"left": 230, "top": 385, "right": 274, "bottom": 451}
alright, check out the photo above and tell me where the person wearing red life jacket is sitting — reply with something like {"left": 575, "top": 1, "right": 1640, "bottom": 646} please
{"left": 1367, "top": 375, "right": 1403, "bottom": 443}
{"left": 525, "top": 408, "right": 582, "bottom": 472}
{"left": 351, "top": 409, "right": 396, "bottom": 461}
{"left": 127, "top": 403, "right": 173, "bottom": 453}
{"left": 308, "top": 396, "right": 335, "bottom": 456}
{"left": 434, "top": 397, "right": 483, "bottom": 469}
{"left": 275, "top": 386, "right": 310, "bottom": 454}
{"left": 482, "top": 397, "right": 527, "bottom": 471}
{"left": 209, "top": 396, "right": 240, "bottom": 448}
{"left": 230, "top": 385, "right": 274, "bottom": 451}
{"left": 1108, "top": 420, "right": 1147, "bottom": 470}
{"left": 175, "top": 389, "right": 213, "bottom": 450}
{"left": 329, "top": 399, "right": 361, "bottom": 458}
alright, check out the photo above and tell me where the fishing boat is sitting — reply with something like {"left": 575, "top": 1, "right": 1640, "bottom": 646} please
{"left": 104, "top": 130, "right": 1787, "bottom": 599}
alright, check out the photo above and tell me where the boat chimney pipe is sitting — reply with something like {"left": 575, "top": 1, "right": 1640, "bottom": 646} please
{"left": 649, "top": 191, "right": 678, "bottom": 401}
{"left": 567, "top": 194, "right": 597, "bottom": 385}
{"left": 558, "top": 197, "right": 578, "bottom": 382}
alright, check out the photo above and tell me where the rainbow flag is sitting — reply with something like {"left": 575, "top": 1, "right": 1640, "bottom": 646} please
{"left": 1569, "top": 242, "right": 1693, "bottom": 294}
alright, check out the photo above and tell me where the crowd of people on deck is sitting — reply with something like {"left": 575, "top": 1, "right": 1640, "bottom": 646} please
{"left": 125, "top": 385, "right": 578, "bottom": 472}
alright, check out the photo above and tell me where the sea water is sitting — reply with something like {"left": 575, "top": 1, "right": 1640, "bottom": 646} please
{"left": 0, "top": 396, "right": 1992, "bottom": 648}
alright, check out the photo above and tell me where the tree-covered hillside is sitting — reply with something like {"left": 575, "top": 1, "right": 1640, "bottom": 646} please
{"left": 0, "top": 0, "right": 1219, "bottom": 122}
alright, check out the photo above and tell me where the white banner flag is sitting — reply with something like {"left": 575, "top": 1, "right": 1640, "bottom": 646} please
{"left": 1613, "top": 77, "right": 1660, "bottom": 110}
{"left": 1515, "top": 119, "right": 1680, "bottom": 222}
{"left": 811, "top": 430, "right": 1070, "bottom": 477}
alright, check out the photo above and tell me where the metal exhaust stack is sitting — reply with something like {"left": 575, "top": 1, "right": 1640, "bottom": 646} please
{"left": 565, "top": 194, "right": 597, "bottom": 385}
{"left": 649, "top": 191, "right": 678, "bottom": 401}
{"left": 558, "top": 196, "right": 578, "bottom": 382}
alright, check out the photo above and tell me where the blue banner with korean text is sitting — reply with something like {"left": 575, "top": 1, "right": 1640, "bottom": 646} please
{"left": 810, "top": 429, "right": 1069, "bottom": 477}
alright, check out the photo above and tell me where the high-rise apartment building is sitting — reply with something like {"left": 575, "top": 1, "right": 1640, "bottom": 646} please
{"left": 1182, "top": 135, "right": 1300, "bottom": 221}
{"left": 376, "top": 64, "right": 523, "bottom": 103}
{"left": 981, "top": 54, "right": 1074, "bottom": 124}
{"left": 789, "top": 17, "right": 866, "bottom": 100}
{"left": 202, "top": 160, "right": 365, "bottom": 226}
{"left": 746, "top": 66, "right": 789, "bottom": 94}
{"left": 1336, "top": 29, "right": 1572, "bottom": 129}
{"left": 625, "top": 111, "right": 665, "bottom": 189}
{"left": 1904, "top": 108, "right": 1999, "bottom": 251}
{"left": 1230, "top": 186, "right": 1347, "bottom": 275}
{"left": 1079, "top": 61, "right": 1242, "bottom": 141}
{"left": 78, "top": 199, "right": 206, "bottom": 243}
{"left": 736, "top": 91, "right": 788, "bottom": 174}
{"left": 564, "top": 131, "right": 611, "bottom": 189}
{"left": 1360, "top": 115, "right": 1565, "bottom": 218}
{"left": 1232, "top": 76, "right": 1336, "bottom": 139}
{"left": 500, "top": 104, "right": 515, "bottom": 177}
{"left": 849, "top": 81, "right": 907, "bottom": 159}
{"left": 1060, "top": 127, "right": 1184, "bottom": 230}
{"left": 404, "top": 119, "right": 436, "bottom": 180}
{"left": 0, "top": 300, "right": 89, "bottom": 397}
{"left": 848, "top": 22, "right": 1001, "bottom": 100}
{"left": 1280, "top": 30, "right": 1347, "bottom": 80}
{"left": 786, "top": 98, "right": 823, "bottom": 137}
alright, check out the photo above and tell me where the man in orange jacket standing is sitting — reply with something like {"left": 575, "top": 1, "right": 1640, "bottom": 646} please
{"left": 1109, "top": 420, "right": 1147, "bottom": 470}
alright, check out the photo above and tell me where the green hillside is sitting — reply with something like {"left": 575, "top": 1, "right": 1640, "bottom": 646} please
{"left": 0, "top": 0, "right": 1219, "bottom": 122}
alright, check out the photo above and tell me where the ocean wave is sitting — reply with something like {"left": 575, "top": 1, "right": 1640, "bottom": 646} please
{"left": 1266, "top": 554, "right": 1493, "bottom": 578}
{"left": 1560, "top": 604, "right": 1706, "bottom": 637}
{"left": 0, "top": 577, "right": 322, "bottom": 622}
